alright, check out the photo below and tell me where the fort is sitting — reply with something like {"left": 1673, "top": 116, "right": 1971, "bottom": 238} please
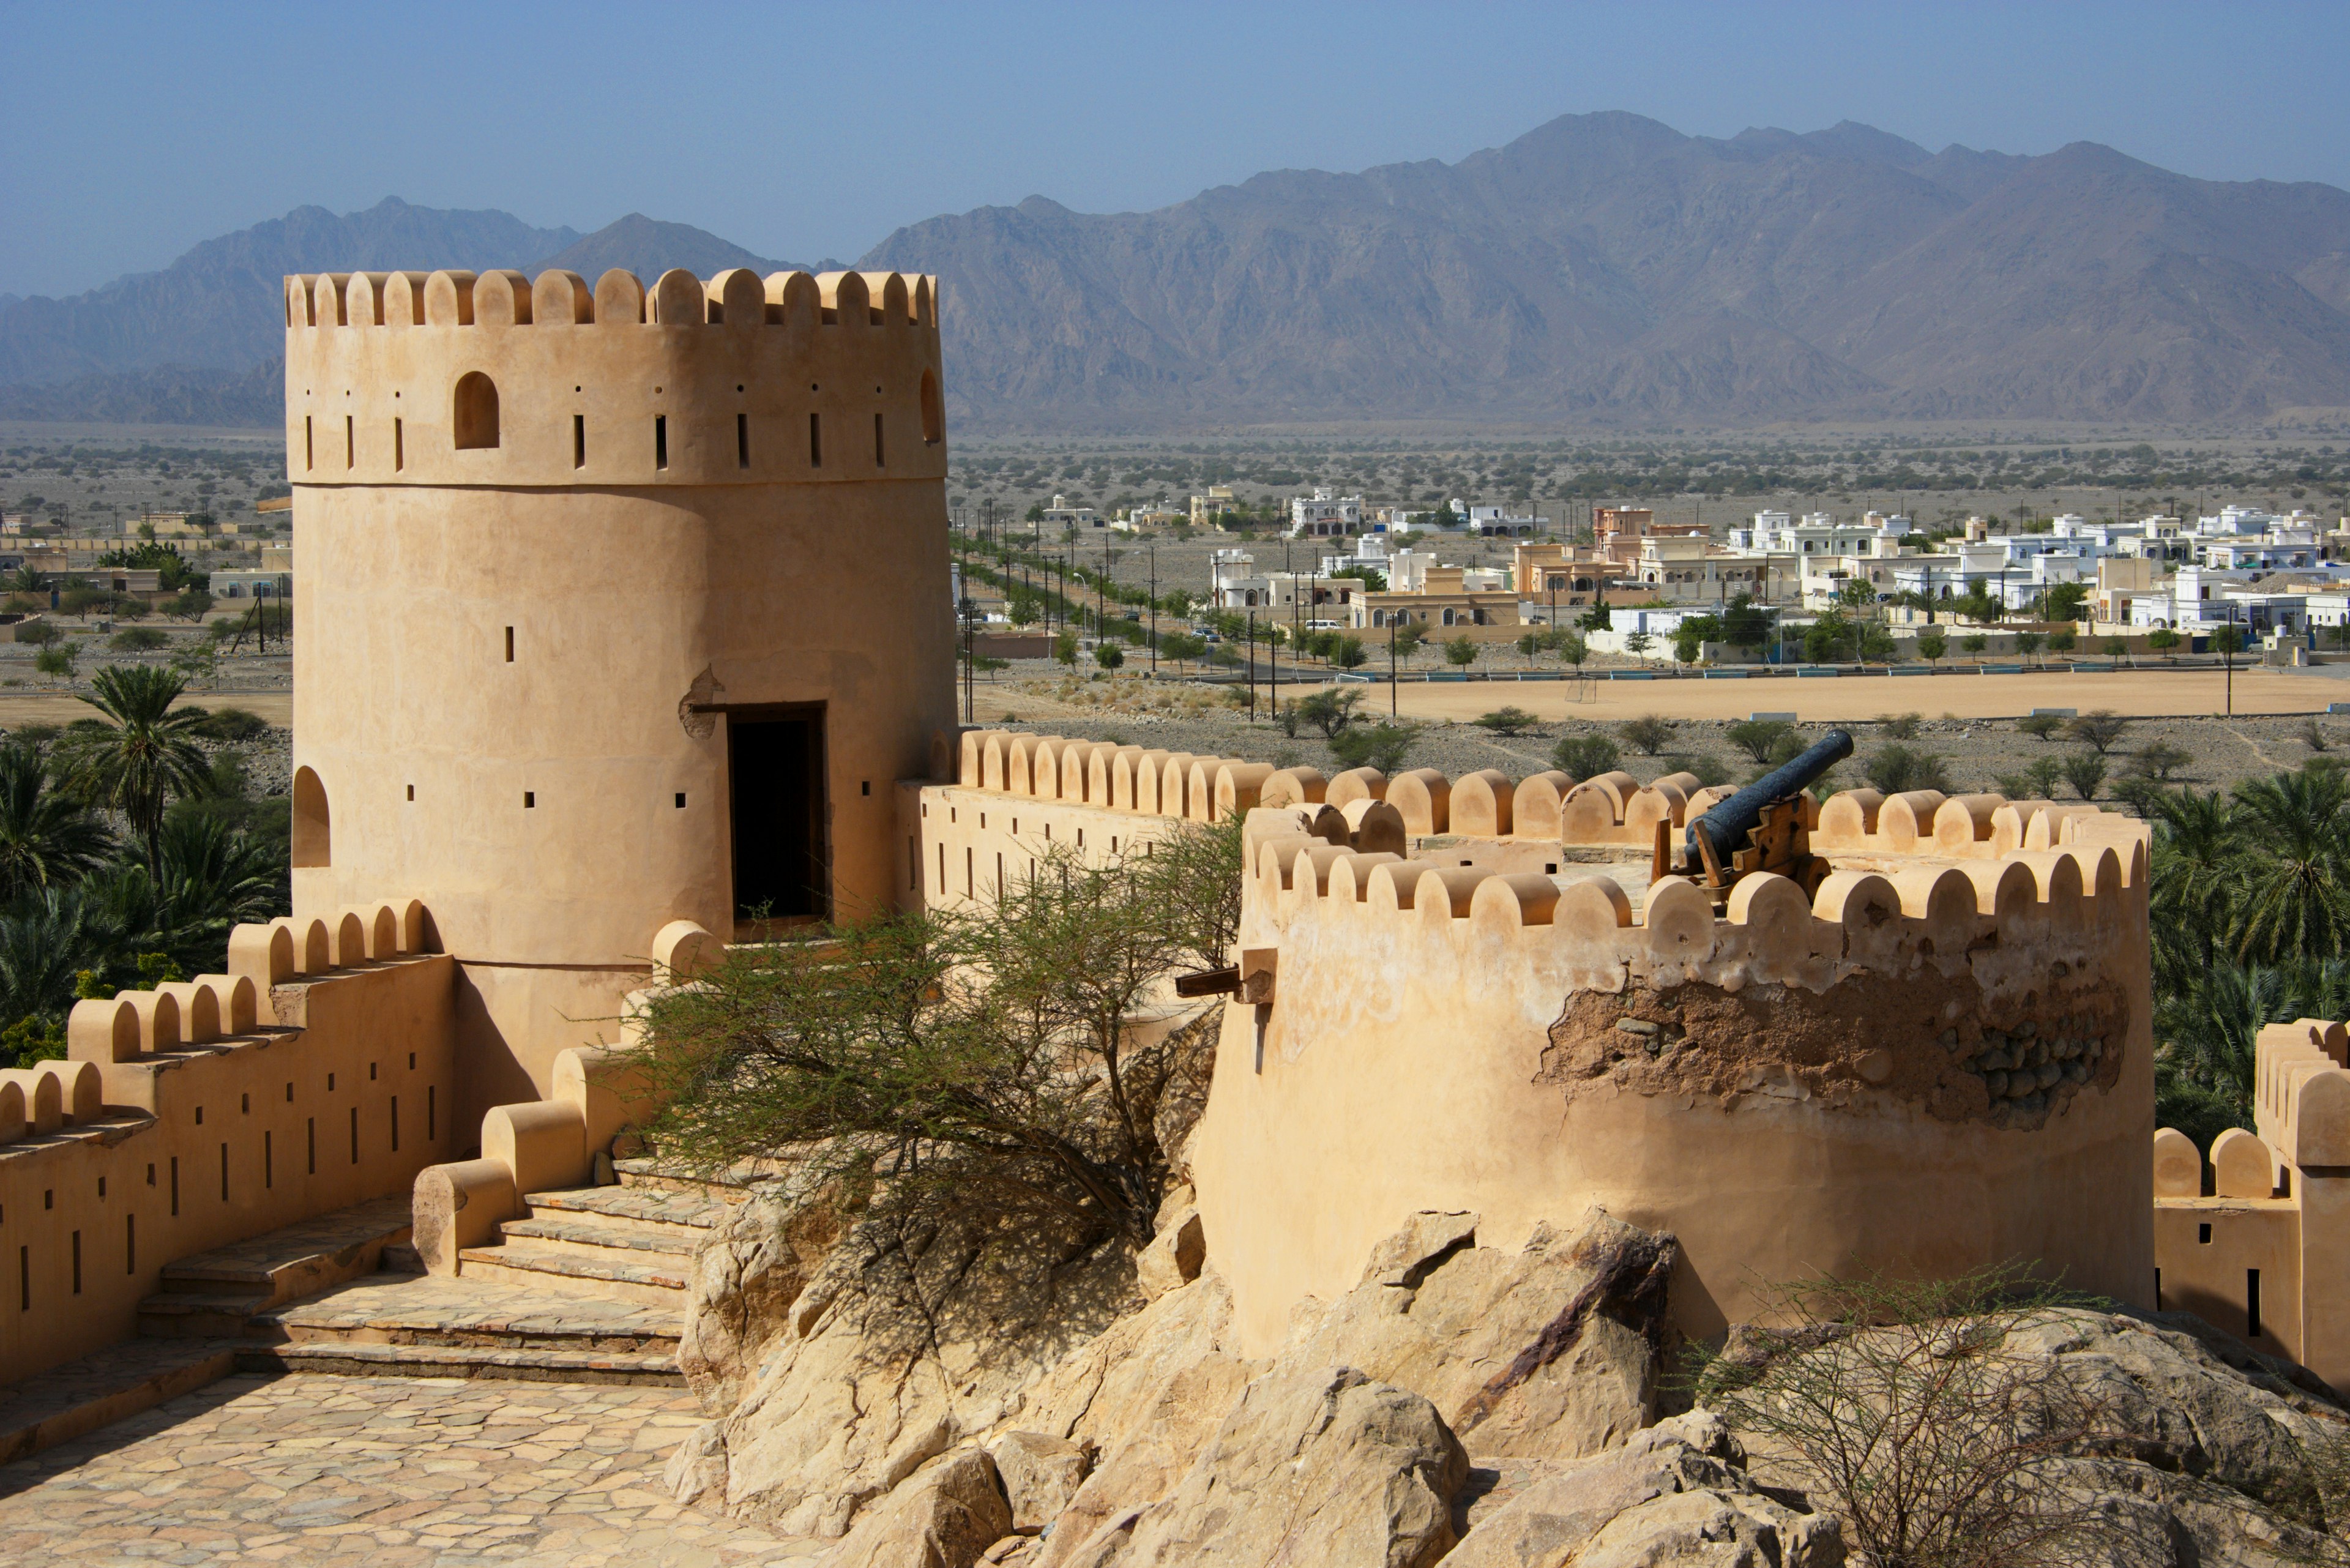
{"left": 0, "top": 267, "right": 2328, "bottom": 1552}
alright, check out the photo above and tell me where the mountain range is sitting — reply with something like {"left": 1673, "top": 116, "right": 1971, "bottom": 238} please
{"left": 8, "top": 113, "right": 2350, "bottom": 428}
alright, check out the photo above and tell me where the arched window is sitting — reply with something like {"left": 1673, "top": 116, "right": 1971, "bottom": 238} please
{"left": 453, "top": 372, "right": 500, "bottom": 450}
{"left": 919, "top": 369, "right": 943, "bottom": 445}
{"left": 292, "top": 767, "right": 330, "bottom": 868}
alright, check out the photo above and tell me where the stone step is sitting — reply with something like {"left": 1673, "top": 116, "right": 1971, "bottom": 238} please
{"left": 526, "top": 1184, "right": 729, "bottom": 1238}
{"left": 250, "top": 1272, "right": 683, "bottom": 1354}
{"left": 498, "top": 1212, "right": 699, "bottom": 1261}
{"left": 136, "top": 1290, "right": 269, "bottom": 1340}
{"left": 613, "top": 1156, "right": 760, "bottom": 1201}
{"left": 237, "top": 1340, "right": 681, "bottom": 1386}
{"left": 157, "top": 1193, "right": 414, "bottom": 1308}
{"left": 457, "top": 1240, "right": 687, "bottom": 1308}
{"left": 0, "top": 1338, "right": 239, "bottom": 1465}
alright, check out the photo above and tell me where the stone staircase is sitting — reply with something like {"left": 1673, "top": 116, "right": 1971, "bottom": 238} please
{"left": 453, "top": 1180, "right": 720, "bottom": 1308}
{"left": 142, "top": 1160, "right": 744, "bottom": 1387}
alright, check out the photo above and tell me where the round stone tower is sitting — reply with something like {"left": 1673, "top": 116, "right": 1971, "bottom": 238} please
{"left": 281, "top": 264, "right": 953, "bottom": 1128}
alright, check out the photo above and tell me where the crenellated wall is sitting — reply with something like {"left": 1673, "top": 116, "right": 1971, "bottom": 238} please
{"left": 283, "top": 267, "right": 943, "bottom": 490}
{"left": 925, "top": 729, "right": 2156, "bottom": 1357}
{"left": 1193, "top": 812, "right": 2154, "bottom": 1354}
{"left": 0, "top": 902, "right": 454, "bottom": 1384}
{"left": 2154, "top": 1018, "right": 2350, "bottom": 1391}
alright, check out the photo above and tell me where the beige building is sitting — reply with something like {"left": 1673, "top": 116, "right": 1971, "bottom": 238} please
{"left": 1628, "top": 534, "right": 1794, "bottom": 605}
{"left": 282, "top": 263, "right": 952, "bottom": 1128}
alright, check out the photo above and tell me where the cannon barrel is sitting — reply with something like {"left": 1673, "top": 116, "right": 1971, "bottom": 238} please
{"left": 1685, "top": 729, "right": 1854, "bottom": 869}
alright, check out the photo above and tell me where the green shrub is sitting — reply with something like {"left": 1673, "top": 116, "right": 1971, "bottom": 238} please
{"left": 1724, "top": 719, "right": 1794, "bottom": 763}
{"left": 1474, "top": 706, "right": 1539, "bottom": 736}
{"left": 1552, "top": 733, "right": 1621, "bottom": 779}
{"left": 1619, "top": 715, "right": 1676, "bottom": 754}
{"left": 1863, "top": 744, "right": 1950, "bottom": 794}
{"left": 1329, "top": 722, "right": 1419, "bottom": 774}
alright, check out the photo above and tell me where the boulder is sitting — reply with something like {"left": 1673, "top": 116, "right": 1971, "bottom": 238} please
{"left": 1016, "top": 1267, "right": 1253, "bottom": 1456}
{"left": 1133, "top": 1209, "right": 1204, "bottom": 1300}
{"left": 815, "top": 1447, "right": 1014, "bottom": 1568}
{"left": 1089, "top": 1364, "right": 1469, "bottom": 1568}
{"left": 1285, "top": 1206, "right": 1675, "bottom": 1460}
{"left": 678, "top": 1173, "right": 851, "bottom": 1410}
{"left": 1444, "top": 1411, "right": 1842, "bottom": 1567}
{"left": 991, "top": 1430, "right": 1092, "bottom": 1532}
{"left": 662, "top": 1418, "right": 729, "bottom": 1509}
{"left": 713, "top": 1207, "right": 1140, "bottom": 1536}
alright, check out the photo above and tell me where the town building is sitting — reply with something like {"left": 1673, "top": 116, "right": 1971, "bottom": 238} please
{"left": 1039, "top": 494, "right": 1100, "bottom": 530}
{"left": 1187, "top": 485, "right": 1237, "bottom": 526}
{"left": 1287, "top": 488, "right": 1364, "bottom": 538}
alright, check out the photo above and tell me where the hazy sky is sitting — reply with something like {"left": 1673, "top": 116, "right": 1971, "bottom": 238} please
{"left": 4, "top": 0, "right": 2347, "bottom": 299}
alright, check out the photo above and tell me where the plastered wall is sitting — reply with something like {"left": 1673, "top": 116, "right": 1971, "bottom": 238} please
{"left": 284, "top": 267, "right": 955, "bottom": 1131}
{"left": 928, "top": 730, "right": 2157, "bottom": 1357}
{"left": 0, "top": 906, "right": 454, "bottom": 1383}
{"left": 2154, "top": 1020, "right": 2350, "bottom": 1390}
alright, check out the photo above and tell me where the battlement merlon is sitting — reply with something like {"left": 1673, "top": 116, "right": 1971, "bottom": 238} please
{"left": 283, "top": 267, "right": 946, "bottom": 488}
{"left": 2253, "top": 1018, "right": 2350, "bottom": 1169}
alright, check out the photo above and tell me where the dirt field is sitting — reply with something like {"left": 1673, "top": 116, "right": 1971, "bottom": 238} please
{"left": 962, "top": 663, "right": 2350, "bottom": 803}
{"left": 1380, "top": 666, "right": 2341, "bottom": 725}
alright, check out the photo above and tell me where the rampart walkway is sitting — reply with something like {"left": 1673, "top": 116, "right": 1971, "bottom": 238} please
{"left": 0, "top": 1372, "right": 813, "bottom": 1566}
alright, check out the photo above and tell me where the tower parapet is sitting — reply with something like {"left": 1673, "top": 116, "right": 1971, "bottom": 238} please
{"left": 283, "top": 267, "right": 943, "bottom": 488}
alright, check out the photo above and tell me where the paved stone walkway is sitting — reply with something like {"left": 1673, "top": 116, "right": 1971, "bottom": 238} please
{"left": 0, "top": 1373, "right": 822, "bottom": 1566}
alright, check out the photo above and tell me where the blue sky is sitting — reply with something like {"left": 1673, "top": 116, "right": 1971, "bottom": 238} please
{"left": 3, "top": 0, "right": 2346, "bottom": 298}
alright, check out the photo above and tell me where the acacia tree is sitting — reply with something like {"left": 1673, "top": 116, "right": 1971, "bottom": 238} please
{"left": 640, "top": 821, "right": 1242, "bottom": 1249}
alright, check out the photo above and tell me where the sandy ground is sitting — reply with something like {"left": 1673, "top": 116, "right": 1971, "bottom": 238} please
{"left": 0, "top": 689, "right": 289, "bottom": 728}
{"left": 1375, "top": 666, "right": 2341, "bottom": 725}
{"left": 963, "top": 662, "right": 2350, "bottom": 802}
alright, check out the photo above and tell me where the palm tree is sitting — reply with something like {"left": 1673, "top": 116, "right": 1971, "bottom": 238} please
{"left": 2227, "top": 767, "right": 2350, "bottom": 965}
{"left": 152, "top": 812, "right": 283, "bottom": 932}
{"left": 0, "top": 887, "right": 97, "bottom": 1028}
{"left": 56, "top": 665, "right": 212, "bottom": 868}
{"left": 0, "top": 744, "right": 111, "bottom": 899}
{"left": 2145, "top": 786, "right": 2240, "bottom": 985}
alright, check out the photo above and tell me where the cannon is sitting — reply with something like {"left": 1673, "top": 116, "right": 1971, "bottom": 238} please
{"left": 1673, "top": 728, "right": 1853, "bottom": 900}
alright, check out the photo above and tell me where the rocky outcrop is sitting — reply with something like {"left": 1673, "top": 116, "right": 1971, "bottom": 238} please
{"left": 814, "top": 1448, "right": 1014, "bottom": 1568}
{"left": 1072, "top": 1365, "right": 1468, "bottom": 1568}
{"left": 704, "top": 1205, "right": 1141, "bottom": 1537}
{"left": 1283, "top": 1209, "right": 1674, "bottom": 1460}
{"left": 677, "top": 1173, "right": 852, "bottom": 1411}
{"left": 674, "top": 1186, "right": 2350, "bottom": 1567}
{"left": 1446, "top": 1412, "right": 1842, "bottom": 1568}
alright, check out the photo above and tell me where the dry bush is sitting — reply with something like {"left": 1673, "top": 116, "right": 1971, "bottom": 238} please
{"left": 1688, "top": 1269, "right": 2116, "bottom": 1568}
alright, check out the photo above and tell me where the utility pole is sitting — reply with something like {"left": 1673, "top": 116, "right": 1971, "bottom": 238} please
{"left": 1247, "top": 610, "right": 1257, "bottom": 721}
{"left": 1389, "top": 616, "right": 1398, "bottom": 717}
{"left": 1148, "top": 544, "right": 1157, "bottom": 676}
{"left": 2225, "top": 600, "right": 2237, "bottom": 717}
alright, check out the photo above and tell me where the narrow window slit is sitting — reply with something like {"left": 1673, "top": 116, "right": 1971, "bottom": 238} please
{"left": 737, "top": 413, "right": 749, "bottom": 468}
{"left": 655, "top": 414, "right": 668, "bottom": 470}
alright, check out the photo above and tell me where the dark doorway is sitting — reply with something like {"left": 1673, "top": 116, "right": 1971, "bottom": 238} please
{"left": 729, "top": 707, "right": 827, "bottom": 927}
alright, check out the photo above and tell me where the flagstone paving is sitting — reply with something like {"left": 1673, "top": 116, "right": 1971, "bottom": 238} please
{"left": 0, "top": 1372, "right": 821, "bottom": 1566}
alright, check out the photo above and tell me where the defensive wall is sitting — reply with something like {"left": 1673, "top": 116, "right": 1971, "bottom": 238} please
{"left": 2154, "top": 1020, "right": 2350, "bottom": 1392}
{"left": 283, "top": 267, "right": 954, "bottom": 1133}
{"left": 927, "top": 729, "right": 2157, "bottom": 1356}
{"left": 0, "top": 902, "right": 453, "bottom": 1385}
